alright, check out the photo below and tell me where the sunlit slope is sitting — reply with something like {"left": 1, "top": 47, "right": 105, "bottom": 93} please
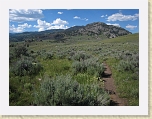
{"left": 102, "top": 33, "right": 139, "bottom": 43}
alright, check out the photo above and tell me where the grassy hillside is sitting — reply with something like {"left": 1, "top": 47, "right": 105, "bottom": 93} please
{"left": 9, "top": 33, "right": 139, "bottom": 106}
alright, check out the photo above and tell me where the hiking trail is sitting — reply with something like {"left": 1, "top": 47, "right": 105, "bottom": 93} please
{"left": 102, "top": 62, "right": 128, "bottom": 106}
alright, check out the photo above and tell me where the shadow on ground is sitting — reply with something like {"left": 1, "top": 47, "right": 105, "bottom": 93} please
{"left": 110, "top": 100, "right": 119, "bottom": 106}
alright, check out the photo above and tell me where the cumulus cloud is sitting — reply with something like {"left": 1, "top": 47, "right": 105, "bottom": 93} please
{"left": 73, "top": 16, "right": 88, "bottom": 21}
{"left": 126, "top": 24, "right": 137, "bottom": 30}
{"left": 18, "top": 23, "right": 32, "bottom": 28}
{"left": 58, "top": 12, "right": 63, "bottom": 14}
{"left": 34, "top": 18, "right": 69, "bottom": 32}
{"left": 33, "top": 19, "right": 51, "bottom": 31}
{"left": 106, "top": 23, "right": 120, "bottom": 27}
{"left": 9, "top": 23, "right": 32, "bottom": 33}
{"left": 107, "top": 13, "right": 139, "bottom": 21}
{"left": 101, "top": 15, "right": 105, "bottom": 18}
{"left": 52, "top": 18, "right": 68, "bottom": 25}
{"left": 9, "top": 9, "right": 44, "bottom": 22}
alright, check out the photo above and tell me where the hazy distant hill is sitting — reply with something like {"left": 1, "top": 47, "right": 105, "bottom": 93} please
{"left": 9, "top": 22, "right": 132, "bottom": 42}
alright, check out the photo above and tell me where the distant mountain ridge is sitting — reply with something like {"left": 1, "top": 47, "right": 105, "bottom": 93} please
{"left": 9, "top": 22, "right": 132, "bottom": 42}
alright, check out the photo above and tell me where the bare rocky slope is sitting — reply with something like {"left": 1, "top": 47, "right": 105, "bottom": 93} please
{"left": 69, "top": 22, "right": 131, "bottom": 38}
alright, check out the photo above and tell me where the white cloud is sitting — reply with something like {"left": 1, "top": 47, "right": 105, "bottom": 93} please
{"left": 52, "top": 18, "right": 68, "bottom": 25}
{"left": 101, "top": 15, "right": 108, "bottom": 18}
{"left": 9, "top": 25, "right": 23, "bottom": 33}
{"left": 83, "top": 18, "right": 88, "bottom": 21}
{"left": 47, "top": 25, "right": 68, "bottom": 30}
{"left": 38, "top": 27, "right": 45, "bottom": 32}
{"left": 73, "top": 16, "right": 81, "bottom": 19}
{"left": 106, "top": 23, "right": 120, "bottom": 27}
{"left": 73, "top": 16, "right": 88, "bottom": 21}
{"left": 9, "top": 23, "right": 32, "bottom": 33}
{"left": 18, "top": 23, "right": 32, "bottom": 28}
{"left": 9, "top": 9, "right": 44, "bottom": 22}
{"left": 34, "top": 18, "right": 69, "bottom": 32}
{"left": 107, "top": 13, "right": 139, "bottom": 21}
{"left": 33, "top": 19, "right": 51, "bottom": 31}
{"left": 58, "top": 12, "right": 63, "bottom": 14}
{"left": 126, "top": 24, "right": 137, "bottom": 30}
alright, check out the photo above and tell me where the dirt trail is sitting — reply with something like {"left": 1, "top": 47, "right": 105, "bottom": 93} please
{"left": 102, "top": 62, "right": 128, "bottom": 106}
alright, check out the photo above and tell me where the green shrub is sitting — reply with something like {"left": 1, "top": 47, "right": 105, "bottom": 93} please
{"left": 24, "top": 83, "right": 33, "bottom": 91}
{"left": 72, "top": 51, "right": 91, "bottom": 61}
{"left": 33, "top": 75, "right": 110, "bottom": 106}
{"left": 37, "top": 49, "right": 46, "bottom": 55}
{"left": 9, "top": 76, "right": 21, "bottom": 105}
{"left": 72, "top": 57, "right": 105, "bottom": 77}
{"left": 56, "top": 52, "right": 66, "bottom": 59}
{"left": 10, "top": 57, "right": 43, "bottom": 76}
{"left": 131, "top": 72, "right": 139, "bottom": 80}
{"left": 69, "top": 51, "right": 75, "bottom": 57}
{"left": 43, "top": 52, "right": 54, "bottom": 60}
{"left": 9, "top": 52, "right": 15, "bottom": 63}
{"left": 117, "top": 60, "right": 138, "bottom": 73}
{"left": 9, "top": 75, "right": 36, "bottom": 106}
{"left": 73, "top": 73, "right": 97, "bottom": 84}
{"left": 14, "top": 45, "right": 28, "bottom": 58}
{"left": 72, "top": 61, "right": 86, "bottom": 74}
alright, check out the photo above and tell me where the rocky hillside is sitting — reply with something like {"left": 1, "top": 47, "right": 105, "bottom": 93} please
{"left": 67, "top": 22, "right": 131, "bottom": 38}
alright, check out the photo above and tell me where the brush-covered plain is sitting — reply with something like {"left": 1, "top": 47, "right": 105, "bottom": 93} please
{"left": 9, "top": 33, "right": 139, "bottom": 106}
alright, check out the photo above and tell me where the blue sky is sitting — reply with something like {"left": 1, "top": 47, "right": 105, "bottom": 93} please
{"left": 9, "top": 9, "right": 139, "bottom": 33}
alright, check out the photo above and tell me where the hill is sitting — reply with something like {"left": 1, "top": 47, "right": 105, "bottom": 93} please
{"left": 9, "top": 22, "right": 132, "bottom": 42}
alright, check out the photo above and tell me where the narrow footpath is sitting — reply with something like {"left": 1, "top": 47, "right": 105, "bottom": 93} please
{"left": 102, "top": 62, "right": 128, "bottom": 106}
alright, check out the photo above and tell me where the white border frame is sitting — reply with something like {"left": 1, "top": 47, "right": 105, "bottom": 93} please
{"left": 0, "top": 0, "right": 148, "bottom": 115}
